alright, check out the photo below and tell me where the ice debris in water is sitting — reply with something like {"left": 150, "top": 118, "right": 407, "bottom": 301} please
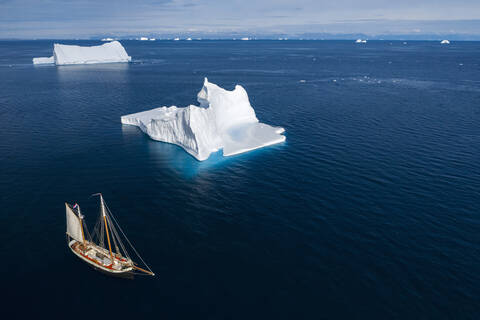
{"left": 121, "top": 78, "right": 286, "bottom": 161}
{"left": 32, "top": 56, "right": 55, "bottom": 64}
{"left": 33, "top": 41, "right": 131, "bottom": 65}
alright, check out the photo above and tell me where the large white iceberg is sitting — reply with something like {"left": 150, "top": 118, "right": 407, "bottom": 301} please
{"left": 33, "top": 41, "right": 131, "bottom": 65}
{"left": 121, "top": 78, "right": 286, "bottom": 161}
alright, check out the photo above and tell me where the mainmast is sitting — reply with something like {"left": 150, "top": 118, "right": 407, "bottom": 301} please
{"left": 89, "top": 193, "right": 155, "bottom": 276}
{"left": 101, "top": 194, "right": 114, "bottom": 264}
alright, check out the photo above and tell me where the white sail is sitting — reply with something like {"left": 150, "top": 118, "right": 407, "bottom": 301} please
{"left": 66, "top": 204, "right": 84, "bottom": 242}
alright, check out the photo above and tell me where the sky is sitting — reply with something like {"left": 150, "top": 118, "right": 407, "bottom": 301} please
{"left": 1, "top": 0, "right": 480, "bottom": 39}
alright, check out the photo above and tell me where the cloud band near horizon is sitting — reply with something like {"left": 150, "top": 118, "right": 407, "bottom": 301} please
{"left": 1, "top": 0, "right": 480, "bottom": 38}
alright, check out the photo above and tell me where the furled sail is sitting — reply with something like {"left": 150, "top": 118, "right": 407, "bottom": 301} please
{"left": 66, "top": 204, "right": 84, "bottom": 242}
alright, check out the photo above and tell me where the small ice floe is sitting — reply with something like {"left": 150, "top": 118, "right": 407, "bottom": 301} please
{"left": 33, "top": 56, "right": 55, "bottom": 64}
{"left": 173, "top": 37, "right": 180, "bottom": 41}
{"left": 459, "top": 63, "right": 464, "bottom": 66}
{"left": 186, "top": 37, "right": 192, "bottom": 41}
{"left": 441, "top": 40, "right": 450, "bottom": 44}
{"left": 403, "top": 42, "right": 407, "bottom": 45}
{"left": 241, "top": 37, "right": 250, "bottom": 41}
{"left": 299, "top": 80, "right": 306, "bottom": 83}
{"left": 355, "top": 39, "right": 367, "bottom": 44}
{"left": 139, "top": 37, "right": 148, "bottom": 41}
{"left": 149, "top": 38, "right": 156, "bottom": 41}
{"left": 101, "top": 38, "right": 114, "bottom": 42}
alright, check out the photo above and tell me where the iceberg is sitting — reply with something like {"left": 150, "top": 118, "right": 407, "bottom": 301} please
{"left": 355, "top": 39, "right": 367, "bottom": 43}
{"left": 121, "top": 78, "right": 286, "bottom": 161}
{"left": 441, "top": 40, "right": 450, "bottom": 44}
{"left": 32, "top": 41, "right": 131, "bottom": 65}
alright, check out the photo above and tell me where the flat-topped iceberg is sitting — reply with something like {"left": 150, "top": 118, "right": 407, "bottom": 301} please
{"left": 32, "top": 41, "right": 131, "bottom": 65}
{"left": 121, "top": 78, "right": 286, "bottom": 161}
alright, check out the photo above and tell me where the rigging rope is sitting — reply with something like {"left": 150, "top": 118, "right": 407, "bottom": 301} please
{"left": 92, "top": 216, "right": 101, "bottom": 242}
{"left": 99, "top": 214, "right": 105, "bottom": 248}
{"left": 108, "top": 215, "right": 130, "bottom": 259}
{"left": 108, "top": 215, "right": 121, "bottom": 255}
{"left": 83, "top": 220, "right": 93, "bottom": 242}
{"left": 103, "top": 200, "right": 154, "bottom": 274}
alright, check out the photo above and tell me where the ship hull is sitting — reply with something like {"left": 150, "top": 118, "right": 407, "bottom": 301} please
{"left": 90, "top": 263, "right": 135, "bottom": 279}
{"left": 68, "top": 239, "right": 134, "bottom": 278}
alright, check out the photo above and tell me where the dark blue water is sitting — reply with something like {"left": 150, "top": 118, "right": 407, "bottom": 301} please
{"left": 1, "top": 40, "right": 479, "bottom": 319}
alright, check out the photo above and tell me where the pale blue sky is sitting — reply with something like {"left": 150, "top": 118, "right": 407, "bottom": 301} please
{"left": 1, "top": 0, "right": 480, "bottom": 38}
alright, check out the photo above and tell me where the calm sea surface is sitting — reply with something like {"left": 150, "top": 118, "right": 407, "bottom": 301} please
{"left": 1, "top": 40, "right": 479, "bottom": 319}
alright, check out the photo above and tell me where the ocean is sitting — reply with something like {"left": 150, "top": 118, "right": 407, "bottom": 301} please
{"left": 0, "top": 40, "right": 479, "bottom": 319}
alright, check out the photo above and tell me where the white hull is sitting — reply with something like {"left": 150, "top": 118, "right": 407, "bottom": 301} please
{"left": 68, "top": 239, "right": 134, "bottom": 275}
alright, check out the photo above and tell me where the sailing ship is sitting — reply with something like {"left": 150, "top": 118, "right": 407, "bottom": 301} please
{"left": 65, "top": 193, "right": 154, "bottom": 278}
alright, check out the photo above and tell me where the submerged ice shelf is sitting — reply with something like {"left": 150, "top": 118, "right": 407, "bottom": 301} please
{"left": 33, "top": 41, "right": 131, "bottom": 65}
{"left": 121, "top": 78, "right": 286, "bottom": 161}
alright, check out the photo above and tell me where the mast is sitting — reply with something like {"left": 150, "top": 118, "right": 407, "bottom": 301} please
{"left": 101, "top": 194, "right": 114, "bottom": 264}
{"left": 78, "top": 207, "right": 86, "bottom": 247}
{"left": 90, "top": 192, "right": 155, "bottom": 276}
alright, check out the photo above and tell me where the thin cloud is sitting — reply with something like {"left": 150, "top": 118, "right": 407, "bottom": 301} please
{"left": 1, "top": 0, "right": 480, "bottom": 38}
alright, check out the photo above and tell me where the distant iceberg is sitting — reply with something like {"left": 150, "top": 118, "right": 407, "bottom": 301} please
{"left": 440, "top": 40, "right": 450, "bottom": 44}
{"left": 355, "top": 39, "right": 367, "bottom": 43}
{"left": 140, "top": 37, "right": 148, "bottom": 41}
{"left": 121, "top": 78, "right": 286, "bottom": 161}
{"left": 32, "top": 41, "right": 131, "bottom": 65}
{"left": 101, "top": 38, "right": 114, "bottom": 41}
